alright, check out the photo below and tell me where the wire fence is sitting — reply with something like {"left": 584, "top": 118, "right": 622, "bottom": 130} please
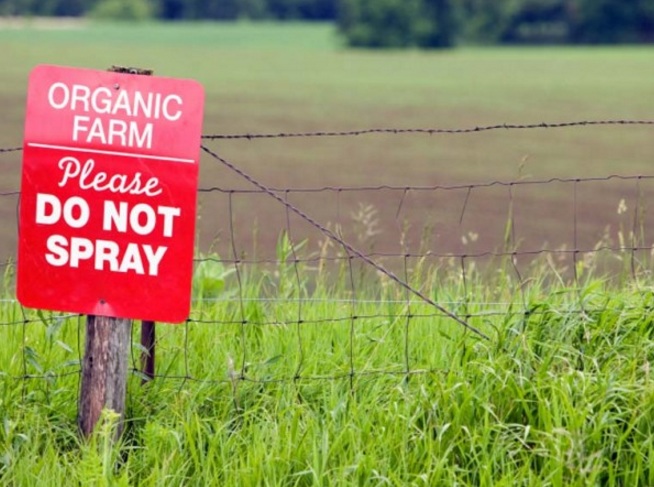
{"left": 1, "top": 119, "right": 653, "bottom": 391}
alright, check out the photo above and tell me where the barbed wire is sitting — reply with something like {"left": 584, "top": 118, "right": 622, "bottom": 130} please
{"left": 1, "top": 118, "right": 651, "bottom": 157}
{"left": 197, "top": 174, "right": 654, "bottom": 194}
{"left": 2, "top": 174, "right": 652, "bottom": 198}
{"left": 201, "top": 119, "right": 654, "bottom": 140}
{"left": 189, "top": 244, "right": 653, "bottom": 265}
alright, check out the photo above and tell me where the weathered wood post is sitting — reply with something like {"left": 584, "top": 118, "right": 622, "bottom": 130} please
{"left": 78, "top": 314, "right": 132, "bottom": 438}
{"left": 78, "top": 65, "right": 153, "bottom": 438}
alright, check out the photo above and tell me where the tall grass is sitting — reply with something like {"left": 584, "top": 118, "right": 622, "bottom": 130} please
{"left": 1, "top": 240, "right": 654, "bottom": 485}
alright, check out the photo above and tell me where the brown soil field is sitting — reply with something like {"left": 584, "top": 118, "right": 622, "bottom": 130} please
{"left": 1, "top": 23, "right": 653, "bottom": 280}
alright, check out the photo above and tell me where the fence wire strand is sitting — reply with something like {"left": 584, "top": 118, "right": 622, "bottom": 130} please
{"left": 201, "top": 119, "right": 654, "bottom": 140}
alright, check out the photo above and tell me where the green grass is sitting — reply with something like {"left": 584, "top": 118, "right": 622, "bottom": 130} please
{"left": 2, "top": 250, "right": 654, "bottom": 485}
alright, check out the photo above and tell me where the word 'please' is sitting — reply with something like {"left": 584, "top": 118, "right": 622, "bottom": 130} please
{"left": 57, "top": 156, "right": 162, "bottom": 196}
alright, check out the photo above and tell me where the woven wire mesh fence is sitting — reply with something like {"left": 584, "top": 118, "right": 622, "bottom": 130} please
{"left": 1, "top": 119, "right": 654, "bottom": 394}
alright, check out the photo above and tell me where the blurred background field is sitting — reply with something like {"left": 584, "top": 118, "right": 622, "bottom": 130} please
{"left": 1, "top": 21, "right": 653, "bottom": 268}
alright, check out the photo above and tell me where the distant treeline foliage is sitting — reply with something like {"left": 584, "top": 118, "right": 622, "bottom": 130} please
{"left": 1, "top": 0, "right": 652, "bottom": 46}
{"left": 0, "top": 0, "right": 336, "bottom": 20}
{"left": 338, "top": 0, "right": 654, "bottom": 47}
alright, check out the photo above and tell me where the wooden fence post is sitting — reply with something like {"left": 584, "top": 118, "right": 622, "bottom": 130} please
{"left": 78, "top": 315, "right": 132, "bottom": 438}
{"left": 77, "top": 65, "right": 153, "bottom": 439}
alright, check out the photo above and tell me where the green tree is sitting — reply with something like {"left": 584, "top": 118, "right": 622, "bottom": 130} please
{"left": 158, "top": 0, "right": 185, "bottom": 19}
{"left": 265, "top": 0, "right": 335, "bottom": 20}
{"left": 415, "top": 0, "right": 459, "bottom": 47}
{"left": 461, "top": 0, "right": 654, "bottom": 45}
{"left": 51, "top": 0, "right": 87, "bottom": 15}
{"left": 337, "top": 0, "right": 415, "bottom": 48}
{"left": 89, "top": 0, "right": 155, "bottom": 21}
{"left": 337, "top": 0, "right": 457, "bottom": 48}
{"left": 570, "top": 0, "right": 654, "bottom": 43}
{"left": 460, "top": 0, "right": 521, "bottom": 43}
{"left": 183, "top": 0, "right": 240, "bottom": 20}
{"left": 500, "top": 0, "right": 570, "bottom": 44}
{"left": 240, "top": 0, "right": 270, "bottom": 19}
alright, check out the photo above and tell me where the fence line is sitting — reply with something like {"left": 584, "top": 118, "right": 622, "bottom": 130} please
{"left": 1, "top": 119, "right": 653, "bottom": 391}
{"left": 3, "top": 295, "right": 654, "bottom": 384}
{"left": 0, "top": 244, "right": 651, "bottom": 268}
{"left": 200, "top": 119, "right": 654, "bottom": 140}
{"left": 2, "top": 174, "right": 652, "bottom": 197}
{"left": 1, "top": 119, "right": 652, "bottom": 155}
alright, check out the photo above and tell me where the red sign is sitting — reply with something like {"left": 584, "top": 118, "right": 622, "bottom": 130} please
{"left": 17, "top": 65, "right": 204, "bottom": 323}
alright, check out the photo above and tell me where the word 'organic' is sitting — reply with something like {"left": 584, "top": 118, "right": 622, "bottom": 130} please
{"left": 48, "top": 81, "right": 183, "bottom": 149}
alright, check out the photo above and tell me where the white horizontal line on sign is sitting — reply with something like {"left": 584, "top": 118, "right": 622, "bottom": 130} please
{"left": 27, "top": 143, "right": 195, "bottom": 164}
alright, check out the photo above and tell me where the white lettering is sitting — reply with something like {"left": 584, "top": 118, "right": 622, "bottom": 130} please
{"left": 158, "top": 206, "right": 181, "bottom": 237}
{"left": 45, "top": 235, "right": 68, "bottom": 266}
{"left": 113, "top": 89, "right": 132, "bottom": 116}
{"left": 72, "top": 115, "right": 90, "bottom": 142}
{"left": 103, "top": 201, "right": 127, "bottom": 232}
{"left": 103, "top": 201, "right": 180, "bottom": 237}
{"left": 94, "top": 239, "right": 120, "bottom": 272}
{"left": 143, "top": 245, "right": 167, "bottom": 276}
{"left": 91, "top": 87, "right": 112, "bottom": 114}
{"left": 71, "top": 116, "right": 152, "bottom": 148}
{"left": 129, "top": 203, "right": 156, "bottom": 236}
{"left": 46, "top": 81, "right": 184, "bottom": 123}
{"left": 48, "top": 82, "right": 69, "bottom": 110}
{"left": 87, "top": 117, "right": 108, "bottom": 144}
{"left": 35, "top": 193, "right": 89, "bottom": 229}
{"left": 36, "top": 193, "right": 61, "bottom": 225}
{"left": 162, "top": 94, "right": 182, "bottom": 121}
{"left": 134, "top": 92, "right": 152, "bottom": 118}
{"left": 68, "top": 237, "right": 94, "bottom": 268}
{"left": 119, "top": 243, "right": 144, "bottom": 274}
{"left": 58, "top": 156, "right": 81, "bottom": 187}
{"left": 57, "top": 157, "right": 162, "bottom": 197}
{"left": 43, "top": 236, "right": 168, "bottom": 276}
{"left": 108, "top": 119, "right": 127, "bottom": 146}
{"left": 62, "top": 196, "right": 89, "bottom": 229}
{"left": 131, "top": 122, "right": 153, "bottom": 148}
{"left": 71, "top": 84, "right": 90, "bottom": 111}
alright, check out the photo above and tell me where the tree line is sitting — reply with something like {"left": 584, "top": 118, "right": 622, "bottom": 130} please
{"left": 0, "top": 0, "right": 337, "bottom": 20}
{"left": 338, "top": 0, "right": 654, "bottom": 47}
{"left": 1, "top": 0, "right": 652, "bottom": 46}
